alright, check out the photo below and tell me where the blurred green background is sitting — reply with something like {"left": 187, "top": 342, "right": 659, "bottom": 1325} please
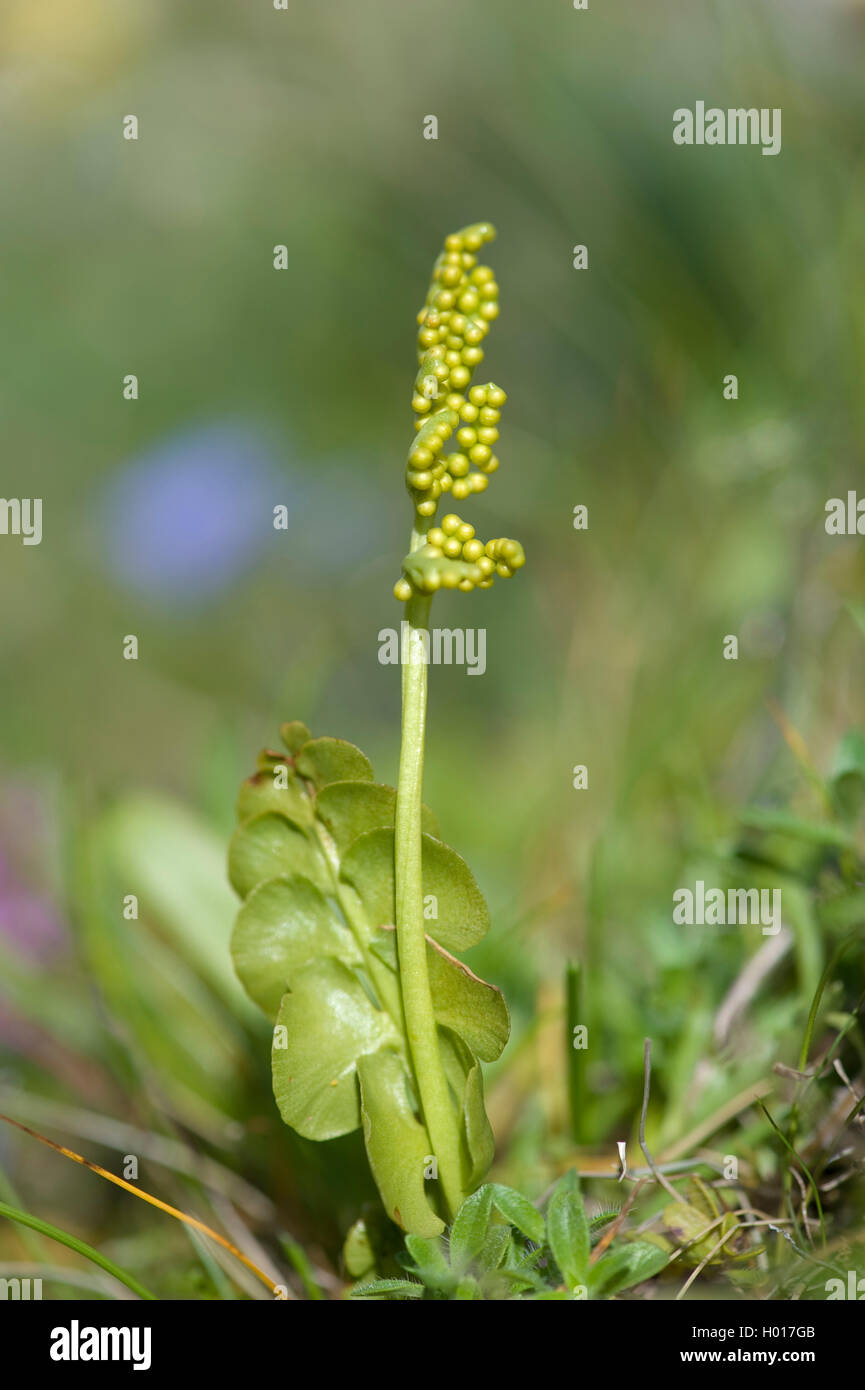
{"left": 1, "top": 0, "right": 864, "bottom": 1297}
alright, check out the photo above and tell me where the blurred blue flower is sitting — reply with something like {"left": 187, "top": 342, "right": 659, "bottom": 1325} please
{"left": 99, "top": 422, "right": 287, "bottom": 604}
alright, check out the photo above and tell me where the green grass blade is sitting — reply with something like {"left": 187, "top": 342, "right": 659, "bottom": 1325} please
{"left": 758, "top": 1104, "right": 826, "bottom": 1247}
{"left": 0, "top": 1200, "right": 156, "bottom": 1300}
{"left": 798, "top": 926, "right": 861, "bottom": 1072}
{"left": 279, "top": 1235, "right": 326, "bottom": 1300}
{"left": 565, "top": 960, "right": 586, "bottom": 1143}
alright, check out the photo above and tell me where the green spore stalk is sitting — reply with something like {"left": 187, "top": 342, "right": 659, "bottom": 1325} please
{"left": 393, "top": 223, "right": 524, "bottom": 1219}
{"left": 228, "top": 224, "right": 525, "bottom": 1237}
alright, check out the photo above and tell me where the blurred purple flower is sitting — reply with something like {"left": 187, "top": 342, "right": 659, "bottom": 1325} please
{"left": 98, "top": 422, "right": 287, "bottom": 604}
{"left": 0, "top": 852, "right": 65, "bottom": 961}
{"left": 0, "top": 784, "right": 67, "bottom": 963}
{"left": 0, "top": 788, "right": 68, "bottom": 1057}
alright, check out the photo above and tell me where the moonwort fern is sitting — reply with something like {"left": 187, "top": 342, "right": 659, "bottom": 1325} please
{"left": 229, "top": 224, "right": 525, "bottom": 1237}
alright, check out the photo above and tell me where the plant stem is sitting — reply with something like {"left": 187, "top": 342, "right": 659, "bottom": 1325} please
{"left": 394, "top": 568, "right": 466, "bottom": 1220}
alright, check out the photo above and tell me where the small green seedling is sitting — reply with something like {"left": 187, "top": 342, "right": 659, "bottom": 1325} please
{"left": 352, "top": 1171, "right": 668, "bottom": 1301}
{"left": 228, "top": 225, "right": 525, "bottom": 1236}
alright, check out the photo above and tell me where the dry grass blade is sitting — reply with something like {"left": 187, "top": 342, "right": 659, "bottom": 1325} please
{"left": 0, "top": 1112, "right": 285, "bottom": 1298}
{"left": 0, "top": 1089, "right": 274, "bottom": 1222}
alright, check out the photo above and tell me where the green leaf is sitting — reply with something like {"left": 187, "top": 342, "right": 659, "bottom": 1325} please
{"left": 449, "top": 1185, "right": 494, "bottom": 1274}
{"left": 454, "top": 1275, "right": 480, "bottom": 1299}
{"left": 426, "top": 939, "right": 509, "bottom": 1062}
{"left": 231, "top": 724, "right": 502, "bottom": 1240}
{"left": 662, "top": 1194, "right": 743, "bottom": 1266}
{"left": 546, "top": 1170, "right": 590, "bottom": 1292}
{"left": 662, "top": 1199, "right": 717, "bottom": 1252}
{"left": 340, "top": 828, "right": 489, "bottom": 952}
{"left": 315, "top": 781, "right": 397, "bottom": 848}
{"left": 438, "top": 1027, "right": 496, "bottom": 1189}
{"left": 738, "top": 807, "right": 852, "bottom": 849}
{"left": 280, "top": 720, "right": 311, "bottom": 754}
{"left": 92, "top": 794, "right": 252, "bottom": 1017}
{"left": 496, "top": 1247, "right": 549, "bottom": 1296}
{"left": 830, "top": 730, "right": 865, "bottom": 824}
{"left": 295, "top": 736, "right": 374, "bottom": 788}
{"left": 477, "top": 1223, "right": 512, "bottom": 1272}
{"left": 403, "top": 1233, "right": 453, "bottom": 1293}
{"left": 357, "top": 1048, "right": 444, "bottom": 1237}
{"left": 271, "top": 957, "right": 399, "bottom": 1140}
{"left": 231, "top": 875, "right": 361, "bottom": 1017}
{"left": 368, "top": 928, "right": 508, "bottom": 1062}
{"left": 510, "top": 1244, "right": 547, "bottom": 1273}
{"left": 461, "top": 1055, "right": 496, "bottom": 1188}
{"left": 315, "top": 780, "right": 439, "bottom": 851}
{"left": 780, "top": 879, "right": 822, "bottom": 1008}
{"left": 491, "top": 1269, "right": 547, "bottom": 1295}
{"left": 343, "top": 1219, "right": 376, "bottom": 1279}
{"left": 404, "top": 1233, "right": 450, "bottom": 1276}
{"left": 237, "top": 768, "right": 312, "bottom": 828}
{"left": 228, "top": 812, "right": 328, "bottom": 898}
{"left": 489, "top": 1185, "right": 545, "bottom": 1244}
{"left": 350, "top": 1277, "right": 425, "bottom": 1299}
{"left": 257, "top": 747, "right": 289, "bottom": 772}
{"left": 588, "top": 1241, "right": 667, "bottom": 1298}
